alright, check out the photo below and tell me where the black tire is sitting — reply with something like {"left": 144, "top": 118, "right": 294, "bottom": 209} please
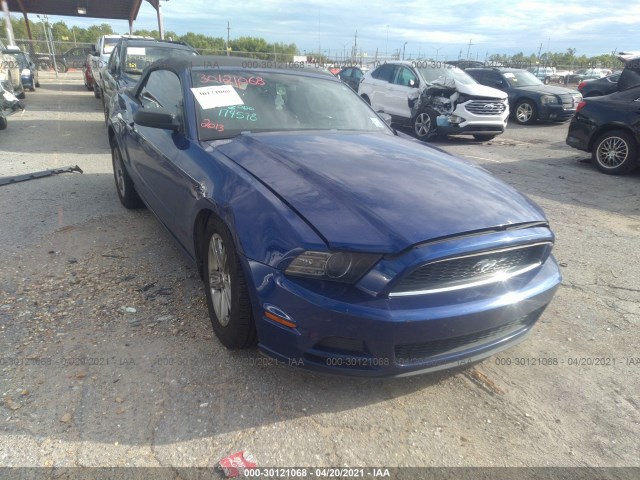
{"left": 29, "top": 86, "right": 36, "bottom": 92}
{"left": 94, "top": 84, "right": 102, "bottom": 99}
{"left": 544, "top": 76, "right": 550, "bottom": 85}
{"left": 592, "top": 129, "right": 638, "bottom": 175}
{"left": 473, "top": 134, "right": 497, "bottom": 141}
{"left": 38, "top": 63, "right": 49, "bottom": 71}
{"left": 413, "top": 108, "right": 437, "bottom": 140}
{"left": 514, "top": 99, "right": 537, "bottom": 125}
{"left": 203, "top": 216, "right": 257, "bottom": 349}
{"left": 111, "top": 139, "right": 144, "bottom": 209}
{"left": 55, "top": 63, "right": 67, "bottom": 73}
{"left": 0, "top": 116, "right": 7, "bottom": 130}
{"left": 360, "top": 94, "right": 371, "bottom": 105}
{"left": 35, "top": 80, "right": 40, "bottom": 88}
{"left": 17, "top": 91, "right": 25, "bottom": 100}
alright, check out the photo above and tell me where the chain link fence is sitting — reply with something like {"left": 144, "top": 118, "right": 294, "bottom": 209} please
{"left": 2, "top": 38, "right": 94, "bottom": 72}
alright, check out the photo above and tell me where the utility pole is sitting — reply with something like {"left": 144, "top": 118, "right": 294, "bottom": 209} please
{"left": 2, "top": 0, "right": 15, "bottom": 45}
{"left": 226, "top": 21, "right": 230, "bottom": 56}
{"left": 353, "top": 30, "right": 357, "bottom": 59}
{"left": 466, "top": 38, "right": 474, "bottom": 59}
{"left": 537, "top": 42, "right": 543, "bottom": 60}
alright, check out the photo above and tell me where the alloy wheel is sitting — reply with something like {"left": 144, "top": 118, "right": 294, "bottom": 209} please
{"left": 113, "top": 147, "right": 126, "bottom": 197}
{"left": 516, "top": 103, "right": 533, "bottom": 123}
{"left": 414, "top": 112, "right": 432, "bottom": 137}
{"left": 208, "top": 233, "right": 232, "bottom": 327}
{"left": 597, "top": 136, "right": 629, "bottom": 169}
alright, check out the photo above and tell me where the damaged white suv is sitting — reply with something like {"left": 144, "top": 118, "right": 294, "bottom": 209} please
{"left": 358, "top": 61, "right": 509, "bottom": 141}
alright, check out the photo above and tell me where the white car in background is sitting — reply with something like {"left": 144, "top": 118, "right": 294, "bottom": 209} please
{"left": 358, "top": 61, "right": 509, "bottom": 141}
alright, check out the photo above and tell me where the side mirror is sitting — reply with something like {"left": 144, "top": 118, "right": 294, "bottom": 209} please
{"left": 134, "top": 108, "right": 180, "bottom": 131}
{"left": 408, "top": 79, "right": 419, "bottom": 88}
{"left": 495, "top": 81, "right": 505, "bottom": 87}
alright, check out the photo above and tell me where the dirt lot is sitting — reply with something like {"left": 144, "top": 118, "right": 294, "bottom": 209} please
{"left": 0, "top": 72, "right": 638, "bottom": 474}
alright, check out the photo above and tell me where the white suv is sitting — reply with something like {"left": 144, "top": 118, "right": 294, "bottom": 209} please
{"left": 358, "top": 61, "right": 509, "bottom": 141}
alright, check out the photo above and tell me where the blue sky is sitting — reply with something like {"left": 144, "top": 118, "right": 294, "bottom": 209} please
{"left": 38, "top": 0, "right": 639, "bottom": 60}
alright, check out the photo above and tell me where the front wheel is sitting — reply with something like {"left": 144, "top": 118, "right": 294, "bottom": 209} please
{"left": 413, "top": 108, "right": 437, "bottom": 140}
{"left": 514, "top": 100, "right": 537, "bottom": 125}
{"left": 94, "top": 84, "right": 102, "bottom": 99}
{"left": 592, "top": 130, "right": 638, "bottom": 175}
{"left": 203, "top": 217, "right": 257, "bottom": 349}
{"left": 55, "top": 63, "right": 67, "bottom": 73}
{"left": 111, "top": 140, "right": 143, "bottom": 208}
{"left": 0, "top": 116, "right": 7, "bottom": 130}
{"left": 360, "top": 94, "right": 370, "bottom": 105}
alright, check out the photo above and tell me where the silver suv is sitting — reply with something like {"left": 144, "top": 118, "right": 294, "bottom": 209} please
{"left": 358, "top": 61, "right": 509, "bottom": 141}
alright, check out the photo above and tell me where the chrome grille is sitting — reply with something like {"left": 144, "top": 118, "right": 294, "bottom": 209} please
{"left": 464, "top": 100, "right": 507, "bottom": 115}
{"left": 559, "top": 94, "right": 577, "bottom": 107}
{"left": 390, "top": 243, "right": 550, "bottom": 296}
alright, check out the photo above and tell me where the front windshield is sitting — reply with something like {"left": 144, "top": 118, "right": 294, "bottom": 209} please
{"left": 191, "top": 69, "right": 393, "bottom": 141}
{"left": 416, "top": 66, "right": 477, "bottom": 85}
{"left": 503, "top": 70, "right": 543, "bottom": 87}
{"left": 124, "top": 46, "right": 197, "bottom": 75}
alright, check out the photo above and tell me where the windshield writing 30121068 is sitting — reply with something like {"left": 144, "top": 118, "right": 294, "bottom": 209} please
{"left": 199, "top": 73, "right": 265, "bottom": 88}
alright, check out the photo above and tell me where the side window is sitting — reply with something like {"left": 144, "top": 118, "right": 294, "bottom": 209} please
{"left": 371, "top": 64, "right": 397, "bottom": 83}
{"left": 394, "top": 67, "right": 417, "bottom": 87}
{"left": 342, "top": 68, "right": 353, "bottom": 79}
{"left": 486, "top": 71, "right": 504, "bottom": 86}
{"left": 468, "top": 70, "right": 487, "bottom": 84}
{"left": 108, "top": 48, "right": 119, "bottom": 72}
{"left": 138, "top": 69, "right": 183, "bottom": 121}
{"left": 353, "top": 69, "right": 363, "bottom": 81}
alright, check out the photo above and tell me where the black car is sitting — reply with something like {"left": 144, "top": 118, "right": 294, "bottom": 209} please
{"left": 337, "top": 66, "right": 366, "bottom": 91}
{"left": 100, "top": 38, "right": 198, "bottom": 124}
{"left": 466, "top": 67, "right": 582, "bottom": 125}
{"left": 578, "top": 73, "right": 620, "bottom": 97}
{"left": 566, "top": 86, "right": 640, "bottom": 175}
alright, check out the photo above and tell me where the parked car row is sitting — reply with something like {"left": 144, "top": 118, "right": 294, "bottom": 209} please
{"left": 105, "top": 55, "right": 562, "bottom": 377}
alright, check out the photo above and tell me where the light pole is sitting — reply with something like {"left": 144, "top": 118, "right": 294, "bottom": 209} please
{"left": 402, "top": 42, "right": 408, "bottom": 60}
{"left": 385, "top": 25, "right": 389, "bottom": 57}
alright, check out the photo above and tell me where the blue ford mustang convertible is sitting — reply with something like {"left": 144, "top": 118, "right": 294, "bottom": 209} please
{"left": 108, "top": 56, "right": 561, "bottom": 376}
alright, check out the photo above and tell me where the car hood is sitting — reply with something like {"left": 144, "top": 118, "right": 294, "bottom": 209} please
{"left": 455, "top": 80, "right": 508, "bottom": 99}
{"left": 214, "top": 133, "right": 546, "bottom": 253}
{"left": 514, "top": 84, "right": 579, "bottom": 96}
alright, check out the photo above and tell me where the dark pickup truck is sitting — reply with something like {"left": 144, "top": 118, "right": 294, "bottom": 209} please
{"left": 35, "top": 46, "right": 94, "bottom": 73}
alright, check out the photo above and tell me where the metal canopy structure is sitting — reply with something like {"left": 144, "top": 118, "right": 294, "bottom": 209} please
{"left": 4, "top": 0, "right": 164, "bottom": 36}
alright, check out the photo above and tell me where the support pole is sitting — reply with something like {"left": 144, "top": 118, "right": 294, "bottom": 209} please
{"left": 157, "top": 0, "right": 164, "bottom": 40}
{"left": 1, "top": 0, "right": 15, "bottom": 45}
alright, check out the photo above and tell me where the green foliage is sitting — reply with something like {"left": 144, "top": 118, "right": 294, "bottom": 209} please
{"left": 1, "top": 16, "right": 299, "bottom": 61}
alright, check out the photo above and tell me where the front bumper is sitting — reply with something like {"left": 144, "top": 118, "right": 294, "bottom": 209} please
{"left": 539, "top": 104, "right": 576, "bottom": 122}
{"left": 245, "top": 238, "right": 561, "bottom": 377}
{"left": 435, "top": 101, "right": 509, "bottom": 136}
{"left": 566, "top": 115, "right": 596, "bottom": 152}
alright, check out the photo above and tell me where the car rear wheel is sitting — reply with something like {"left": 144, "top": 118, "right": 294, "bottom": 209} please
{"left": 413, "top": 108, "right": 437, "bottom": 140}
{"left": 0, "top": 116, "right": 7, "bottom": 130}
{"left": 94, "top": 84, "right": 102, "bottom": 99}
{"left": 55, "top": 63, "right": 67, "bottom": 73}
{"left": 360, "top": 94, "right": 370, "bottom": 105}
{"left": 111, "top": 140, "right": 143, "bottom": 208}
{"left": 203, "top": 217, "right": 257, "bottom": 349}
{"left": 515, "top": 100, "right": 537, "bottom": 125}
{"left": 592, "top": 130, "right": 638, "bottom": 175}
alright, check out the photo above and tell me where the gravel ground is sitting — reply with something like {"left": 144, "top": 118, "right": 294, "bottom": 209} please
{"left": 0, "top": 72, "right": 638, "bottom": 474}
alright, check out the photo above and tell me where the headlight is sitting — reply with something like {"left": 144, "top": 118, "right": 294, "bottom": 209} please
{"left": 285, "top": 251, "right": 381, "bottom": 284}
{"left": 540, "top": 95, "right": 559, "bottom": 105}
{"left": 21, "top": 69, "right": 31, "bottom": 76}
